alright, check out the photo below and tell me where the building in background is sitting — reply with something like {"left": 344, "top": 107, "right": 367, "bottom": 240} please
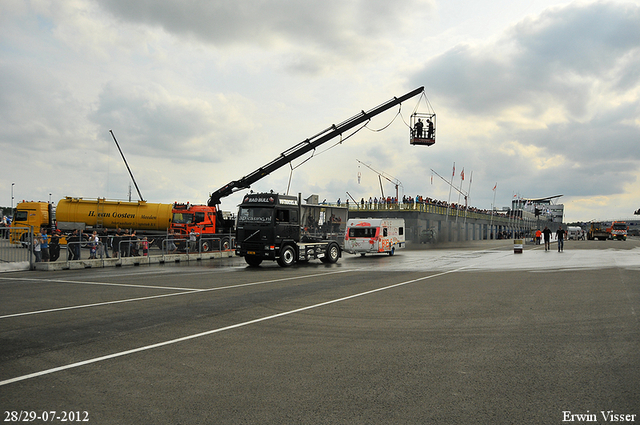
{"left": 513, "top": 195, "right": 564, "bottom": 223}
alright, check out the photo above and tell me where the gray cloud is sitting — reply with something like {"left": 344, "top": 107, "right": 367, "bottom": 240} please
{"left": 410, "top": 1, "right": 640, "bottom": 201}
{"left": 89, "top": 82, "right": 257, "bottom": 163}
{"left": 417, "top": 1, "right": 640, "bottom": 118}
{"left": 96, "top": 0, "right": 432, "bottom": 58}
{"left": 0, "top": 63, "right": 93, "bottom": 155}
{"left": 2, "top": 0, "right": 638, "bottom": 221}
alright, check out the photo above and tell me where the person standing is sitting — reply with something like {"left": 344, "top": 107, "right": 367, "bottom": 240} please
{"left": 67, "top": 229, "right": 80, "bottom": 260}
{"left": 556, "top": 226, "right": 566, "bottom": 252}
{"left": 189, "top": 229, "right": 197, "bottom": 252}
{"left": 100, "top": 229, "right": 111, "bottom": 258}
{"left": 120, "top": 230, "right": 130, "bottom": 257}
{"left": 141, "top": 237, "right": 149, "bottom": 256}
{"left": 535, "top": 229, "right": 542, "bottom": 245}
{"left": 542, "top": 226, "right": 552, "bottom": 251}
{"left": 427, "top": 118, "right": 434, "bottom": 138}
{"left": 41, "top": 229, "right": 50, "bottom": 262}
{"left": 89, "top": 231, "right": 98, "bottom": 259}
{"left": 167, "top": 230, "right": 177, "bottom": 254}
{"left": 414, "top": 119, "right": 423, "bottom": 138}
{"left": 49, "top": 230, "right": 61, "bottom": 262}
{"left": 113, "top": 228, "right": 122, "bottom": 258}
{"left": 33, "top": 232, "right": 42, "bottom": 262}
{"left": 130, "top": 231, "right": 139, "bottom": 256}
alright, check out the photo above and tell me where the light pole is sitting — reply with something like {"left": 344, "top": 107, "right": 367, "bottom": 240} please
{"left": 11, "top": 183, "right": 14, "bottom": 216}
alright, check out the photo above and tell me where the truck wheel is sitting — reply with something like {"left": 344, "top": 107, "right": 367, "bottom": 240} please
{"left": 200, "top": 240, "right": 211, "bottom": 252}
{"left": 245, "top": 256, "right": 263, "bottom": 267}
{"left": 321, "top": 242, "right": 340, "bottom": 263}
{"left": 221, "top": 237, "right": 231, "bottom": 251}
{"left": 277, "top": 245, "right": 296, "bottom": 267}
{"left": 389, "top": 247, "right": 395, "bottom": 256}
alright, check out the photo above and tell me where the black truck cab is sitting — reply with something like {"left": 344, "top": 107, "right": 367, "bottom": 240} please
{"left": 235, "top": 193, "right": 346, "bottom": 267}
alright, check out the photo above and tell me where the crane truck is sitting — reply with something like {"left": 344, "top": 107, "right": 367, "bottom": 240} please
{"left": 12, "top": 87, "right": 427, "bottom": 265}
{"left": 206, "top": 87, "right": 426, "bottom": 267}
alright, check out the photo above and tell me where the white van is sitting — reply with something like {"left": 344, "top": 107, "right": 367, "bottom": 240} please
{"left": 567, "top": 226, "right": 582, "bottom": 240}
{"left": 344, "top": 218, "right": 405, "bottom": 256}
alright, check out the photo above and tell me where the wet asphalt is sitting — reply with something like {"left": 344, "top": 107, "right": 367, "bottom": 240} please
{"left": 1, "top": 238, "right": 638, "bottom": 424}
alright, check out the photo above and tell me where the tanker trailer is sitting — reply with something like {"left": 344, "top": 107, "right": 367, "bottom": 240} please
{"left": 55, "top": 197, "right": 173, "bottom": 231}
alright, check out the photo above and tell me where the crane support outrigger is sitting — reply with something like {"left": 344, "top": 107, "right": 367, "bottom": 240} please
{"left": 208, "top": 87, "right": 426, "bottom": 267}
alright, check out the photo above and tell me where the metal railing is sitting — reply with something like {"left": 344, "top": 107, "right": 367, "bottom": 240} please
{"left": 0, "top": 226, "right": 32, "bottom": 267}
{"left": 65, "top": 240, "right": 107, "bottom": 261}
{"left": 161, "top": 234, "right": 235, "bottom": 255}
{"left": 343, "top": 201, "right": 541, "bottom": 224}
{"left": 1, "top": 229, "right": 237, "bottom": 271}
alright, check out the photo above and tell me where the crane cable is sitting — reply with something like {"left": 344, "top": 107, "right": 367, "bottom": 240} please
{"left": 285, "top": 121, "right": 370, "bottom": 194}
{"left": 364, "top": 104, "right": 403, "bottom": 132}
{"left": 284, "top": 90, "right": 430, "bottom": 193}
{"left": 400, "top": 90, "right": 435, "bottom": 128}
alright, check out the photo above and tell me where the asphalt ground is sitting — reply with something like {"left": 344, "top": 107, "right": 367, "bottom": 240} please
{"left": 1, "top": 238, "right": 639, "bottom": 424}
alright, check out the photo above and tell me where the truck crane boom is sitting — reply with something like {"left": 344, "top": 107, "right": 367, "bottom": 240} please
{"left": 207, "top": 86, "right": 425, "bottom": 206}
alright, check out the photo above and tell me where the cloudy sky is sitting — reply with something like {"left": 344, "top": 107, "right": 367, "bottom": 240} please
{"left": 1, "top": 0, "right": 639, "bottom": 222}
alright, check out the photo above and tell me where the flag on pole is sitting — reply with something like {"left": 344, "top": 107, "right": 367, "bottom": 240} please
{"left": 452, "top": 163, "right": 455, "bottom": 177}
{"left": 493, "top": 183, "right": 497, "bottom": 191}
{"left": 461, "top": 169, "right": 465, "bottom": 181}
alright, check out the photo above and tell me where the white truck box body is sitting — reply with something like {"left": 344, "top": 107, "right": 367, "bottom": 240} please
{"left": 344, "top": 218, "right": 405, "bottom": 255}
{"left": 567, "top": 226, "right": 581, "bottom": 240}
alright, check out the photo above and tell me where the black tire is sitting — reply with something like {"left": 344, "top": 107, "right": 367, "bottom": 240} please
{"left": 277, "top": 245, "right": 296, "bottom": 267}
{"left": 388, "top": 247, "right": 395, "bottom": 256}
{"left": 200, "top": 240, "right": 211, "bottom": 252}
{"left": 321, "top": 242, "right": 340, "bottom": 263}
{"left": 245, "top": 255, "right": 263, "bottom": 267}
{"left": 221, "top": 237, "right": 231, "bottom": 251}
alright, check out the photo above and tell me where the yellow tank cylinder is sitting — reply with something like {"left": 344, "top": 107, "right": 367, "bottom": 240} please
{"left": 56, "top": 198, "right": 173, "bottom": 231}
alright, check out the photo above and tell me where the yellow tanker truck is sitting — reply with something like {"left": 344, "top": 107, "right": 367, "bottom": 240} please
{"left": 55, "top": 197, "right": 173, "bottom": 231}
{"left": 10, "top": 197, "right": 232, "bottom": 253}
{"left": 10, "top": 197, "right": 172, "bottom": 245}
{"left": 10, "top": 196, "right": 235, "bottom": 251}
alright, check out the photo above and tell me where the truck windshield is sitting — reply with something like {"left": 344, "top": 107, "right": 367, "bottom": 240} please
{"left": 349, "top": 227, "right": 377, "bottom": 238}
{"left": 172, "top": 213, "right": 194, "bottom": 224}
{"left": 238, "top": 207, "right": 273, "bottom": 224}
{"left": 14, "top": 211, "right": 28, "bottom": 222}
{"left": 613, "top": 223, "right": 626, "bottom": 230}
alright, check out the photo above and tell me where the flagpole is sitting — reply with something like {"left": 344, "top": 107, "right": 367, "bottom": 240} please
{"left": 446, "top": 162, "right": 454, "bottom": 222}
{"left": 456, "top": 168, "right": 464, "bottom": 223}
{"left": 490, "top": 183, "right": 497, "bottom": 239}
{"left": 464, "top": 171, "right": 473, "bottom": 227}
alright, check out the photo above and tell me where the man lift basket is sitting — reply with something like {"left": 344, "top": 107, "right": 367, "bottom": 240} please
{"left": 410, "top": 112, "right": 436, "bottom": 146}
{"left": 409, "top": 89, "right": 436, "bottom": 146}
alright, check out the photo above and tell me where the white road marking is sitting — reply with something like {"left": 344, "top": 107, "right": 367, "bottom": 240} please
{"left": 0, "top": 266, "right": 468, "bottom": 387}
{"left": 0, "top": 276, "right": 199, "bottom": 291}
{"left": 0, "top": 269, "right": 354, "bottom": 319}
